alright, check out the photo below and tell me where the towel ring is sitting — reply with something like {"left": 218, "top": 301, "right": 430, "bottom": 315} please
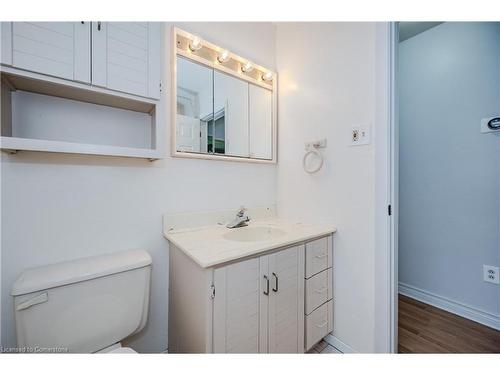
{"left": 303, "top": 147, "right": 324, "bottom": 174}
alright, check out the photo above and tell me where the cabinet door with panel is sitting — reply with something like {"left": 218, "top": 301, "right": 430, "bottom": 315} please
{"left": 267, "top": 245, "right": 305, "bottom": 353}
{"left": 92, "top": 22, "right": 161, "bottom": 99}
{"left": 212, "top": 257, "right": 263, "bottom": 353}
{"left": 2, "top": 22, "right": 91, "bottom": 83}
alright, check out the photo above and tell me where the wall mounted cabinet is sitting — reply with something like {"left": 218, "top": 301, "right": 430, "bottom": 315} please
{"left": 92, "top": 22, "right": 161, "bottom": 99}
{"left": 1, "top": 22, "right": 161, "bottom": 99}
{"left": 0, "top": 22, "right": 163, "bottom": 159}
{"left": 172, "top": 27, "right": 277, "bottom": 164}
{"left": 2, "top": 22, "right": 91, "bottom": 83}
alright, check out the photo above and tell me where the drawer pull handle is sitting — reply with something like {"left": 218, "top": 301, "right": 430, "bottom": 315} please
{"left": 314, "top": 287, "right": 327, "bottom": 294}
{"left": 315, "top": 253, "right": 327, "bottom": 259}
{"left": 315, "top": 320, "right": 328, "bottom": 328}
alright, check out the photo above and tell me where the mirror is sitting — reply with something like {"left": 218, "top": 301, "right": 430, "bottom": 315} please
{"left": 249, "top": 84, "right": 272, "bottom": 159}
{"left": 214, "top": 70, "right": 249, "bottom": 157}
{"left": 176, "top": 57, "right": 213, "bottom": 153}
{"left": 174, "top": 51, "right": 275, "bottom": 162}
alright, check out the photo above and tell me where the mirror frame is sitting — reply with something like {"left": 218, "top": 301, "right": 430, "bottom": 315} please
{"left": 171, "top": 27, "right": 277, "bottom": 163}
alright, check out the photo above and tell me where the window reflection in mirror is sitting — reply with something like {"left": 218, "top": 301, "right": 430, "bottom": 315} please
{"left": 176, "top": 57, "right": 213, "bottom": 154}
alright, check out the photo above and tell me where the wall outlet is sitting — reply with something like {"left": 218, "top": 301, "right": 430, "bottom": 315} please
{"left": 350, "top": 125, "right": 371, "bottom": 146}
{"left": 483, "top": 265, "right": 500, "bottom": 284}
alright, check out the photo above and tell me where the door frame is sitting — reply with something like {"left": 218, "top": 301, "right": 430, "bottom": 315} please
{"left": 374, "top": 21, "right": 398, "bottom": 353}
{"left": 388, "top": 21, "right": 399, "bottom": 354}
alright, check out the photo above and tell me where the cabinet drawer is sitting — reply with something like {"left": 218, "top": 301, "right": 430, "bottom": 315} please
{"left": 305, "top": 301, "right": 329, "bottom": 351}
{"left": 305, "top": 269, "right": 330, "bottom": 315}
{"left": 305, "top": 237, "right": 330, "bottom": 278}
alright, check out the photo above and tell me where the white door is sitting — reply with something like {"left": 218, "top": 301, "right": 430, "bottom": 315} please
{"left": 213, "top": 258, "right": 264, "bottom": 353}
{"left": 6, "top": 22, "right": 91, "bottom": 83}
{"left": 176, "top": 114, "right": 201, "bottom": 152}
{"left": 268, "top": 245, "right": 305, "bottom": 353}
{"left": 213, "top": 70, "right": 249, "bottom": 157}
{"left": 92, "top": 22, "right": 161, "bottom": 99}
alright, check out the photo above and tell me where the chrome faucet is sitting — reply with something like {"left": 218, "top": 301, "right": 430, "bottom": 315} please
{"left": 226, "top": 206, "right": 250, "bottom": 229}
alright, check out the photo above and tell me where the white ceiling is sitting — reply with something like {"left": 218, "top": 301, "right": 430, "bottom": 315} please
{"left": 399, "top": 22, "right": 443, "bottom": 42}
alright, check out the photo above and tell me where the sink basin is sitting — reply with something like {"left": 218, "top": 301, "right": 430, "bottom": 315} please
{"left": 223, "top": 226, "right": 286, "bottom": 242}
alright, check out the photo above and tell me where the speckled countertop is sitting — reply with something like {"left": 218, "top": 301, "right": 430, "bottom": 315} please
{"left": 164, "top": 218, "right": 336, "bottom": 268}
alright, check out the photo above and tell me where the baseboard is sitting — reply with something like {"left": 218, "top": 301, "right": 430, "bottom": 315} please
{"left": 323, "top": 334, "right": 357, "bottom": 353}
{"left": 398, "top": 282, "right": 500, "bottom": 331}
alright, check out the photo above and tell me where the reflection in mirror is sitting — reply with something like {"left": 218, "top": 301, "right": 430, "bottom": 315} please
{"left": 213, "top": 71, "right": 249, "bottom": 157}
{"left": 249, "top": 85, "right": 272, "bottom": 159}
{"left": 176, "top": 57, "right": 213, "bottom": 153}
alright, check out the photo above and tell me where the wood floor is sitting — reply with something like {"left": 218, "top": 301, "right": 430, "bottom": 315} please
{"left": 398, "top": 294, "right": 500, "bottom": 353}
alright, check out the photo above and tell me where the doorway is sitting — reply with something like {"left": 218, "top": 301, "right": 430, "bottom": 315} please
{"left": 394, "top": 22, "right": 500, "bottom": 353}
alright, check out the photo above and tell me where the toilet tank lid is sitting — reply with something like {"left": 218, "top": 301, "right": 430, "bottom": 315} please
{"left": 11, "top": 249, "right": 152, "bottom": 296}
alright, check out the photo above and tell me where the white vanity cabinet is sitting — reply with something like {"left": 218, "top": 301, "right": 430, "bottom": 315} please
{"left": 303, "top": 236, "right": 334, "bottom": 351}
{"left": 1, "top": 22, "right": 161, "bottom": 99}
{"left": 168, "top": 234, "right": 333, "bottom": 353}
{"left": 212, "top": 244, "right": 304, "bottom": 353}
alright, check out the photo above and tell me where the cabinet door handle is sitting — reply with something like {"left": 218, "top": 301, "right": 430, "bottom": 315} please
{"left": 263, "top": 275, "right": 269, "bottom": 296}
{"left": 272, "top": 272, "right": 279, "bottom": 292}
{"left": 97, "top": 21, "right": 101, "bottom": 31}
{"left": 315, "top": 320, "right": 328, "bottom": 328}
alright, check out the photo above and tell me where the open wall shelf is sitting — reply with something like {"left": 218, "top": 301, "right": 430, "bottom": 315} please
{"left": 1, "top": 66, "right": 163, "bottom": 160}
{"left": 1, "top": 137, "right": 161, "bottom": 159}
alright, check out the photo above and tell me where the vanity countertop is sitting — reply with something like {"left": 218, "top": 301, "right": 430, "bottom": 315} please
{"left": 163, "top": 218, "right": 336, "bottom": 268}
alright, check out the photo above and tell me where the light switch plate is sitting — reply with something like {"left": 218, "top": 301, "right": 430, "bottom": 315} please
{"left": 350, "top": 125, "right": 371, "bottom": 146}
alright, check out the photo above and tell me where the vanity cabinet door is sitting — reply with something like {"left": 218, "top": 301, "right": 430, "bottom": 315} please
{"left": 92, "top": 22, "right": 161, "bottom": 99}
{"left": 213, "top": 257, "right": 263, "bottom": 353}
{"left": 267, "top": 245, "right": 305, "bottom": 353}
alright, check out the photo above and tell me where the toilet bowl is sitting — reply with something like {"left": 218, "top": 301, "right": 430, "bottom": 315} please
{"left": 11, "top": 249, "right": 152, "bottom": 353}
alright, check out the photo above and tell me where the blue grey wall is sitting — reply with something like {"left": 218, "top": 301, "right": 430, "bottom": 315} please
{"left": 399, "top": 22, "right": 500, "bottom": 316}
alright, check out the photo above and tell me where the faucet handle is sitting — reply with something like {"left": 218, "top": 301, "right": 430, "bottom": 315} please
{"left": 237, "top": 206, "right": 247, "bottom": 216}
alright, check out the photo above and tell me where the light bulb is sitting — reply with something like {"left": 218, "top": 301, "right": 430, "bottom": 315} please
{"left": 189, "top": 37, "right": 202, "bottom": 52}
{"left": 262, "top": 71, "right": 273, "bottom": 82}
{"left": 217, "top": 50, "right": 230, "bottom": 63}
{"left": 241, "top": 61, "right": 254, "bottom": 73}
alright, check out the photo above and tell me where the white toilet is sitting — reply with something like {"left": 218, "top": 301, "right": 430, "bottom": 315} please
{"left": 11, "top": 249, "right": 152, "bottom": 353}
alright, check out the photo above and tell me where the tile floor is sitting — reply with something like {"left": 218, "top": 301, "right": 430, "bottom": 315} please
{"left": 306, "top": 340, "right": 341, "bottom": 354}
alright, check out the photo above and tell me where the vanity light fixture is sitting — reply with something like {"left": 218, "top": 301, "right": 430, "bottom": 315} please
{"left": 241, "top": 61, "right": 254, "bottom": 73}
{"left": 262, "top": 71, "right": 273, "bottom": 82}
{"left": 217, "top": 50, "right": 231, "bottom": 63}
{"left": 189, "top": 36, "right": 203, "bottom": 52}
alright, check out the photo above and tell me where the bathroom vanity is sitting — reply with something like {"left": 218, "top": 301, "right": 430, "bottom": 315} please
{"left": 164, "top": 212, "right": 336, "bottom": 353}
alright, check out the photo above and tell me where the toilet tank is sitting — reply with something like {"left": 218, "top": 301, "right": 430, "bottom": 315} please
{"left": 11, "top": 249, "right": 152, "bottom": 353}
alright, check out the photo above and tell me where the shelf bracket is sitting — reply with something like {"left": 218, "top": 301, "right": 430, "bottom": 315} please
{"left": 2, "top": 149, "right": 19, "bottom": 155}
{"left": 1, "top": 75, "right": 16, "bottom": 91}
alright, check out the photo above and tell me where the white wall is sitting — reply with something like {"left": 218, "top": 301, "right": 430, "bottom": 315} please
{"left": 276, "top": 23, "right": 380, "bottom": 352}
{"left": 0, "top": 22, "right": 277, "bottom": 353}
{"left": 399, "top": 23, "right": 500, "bottom": 317}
